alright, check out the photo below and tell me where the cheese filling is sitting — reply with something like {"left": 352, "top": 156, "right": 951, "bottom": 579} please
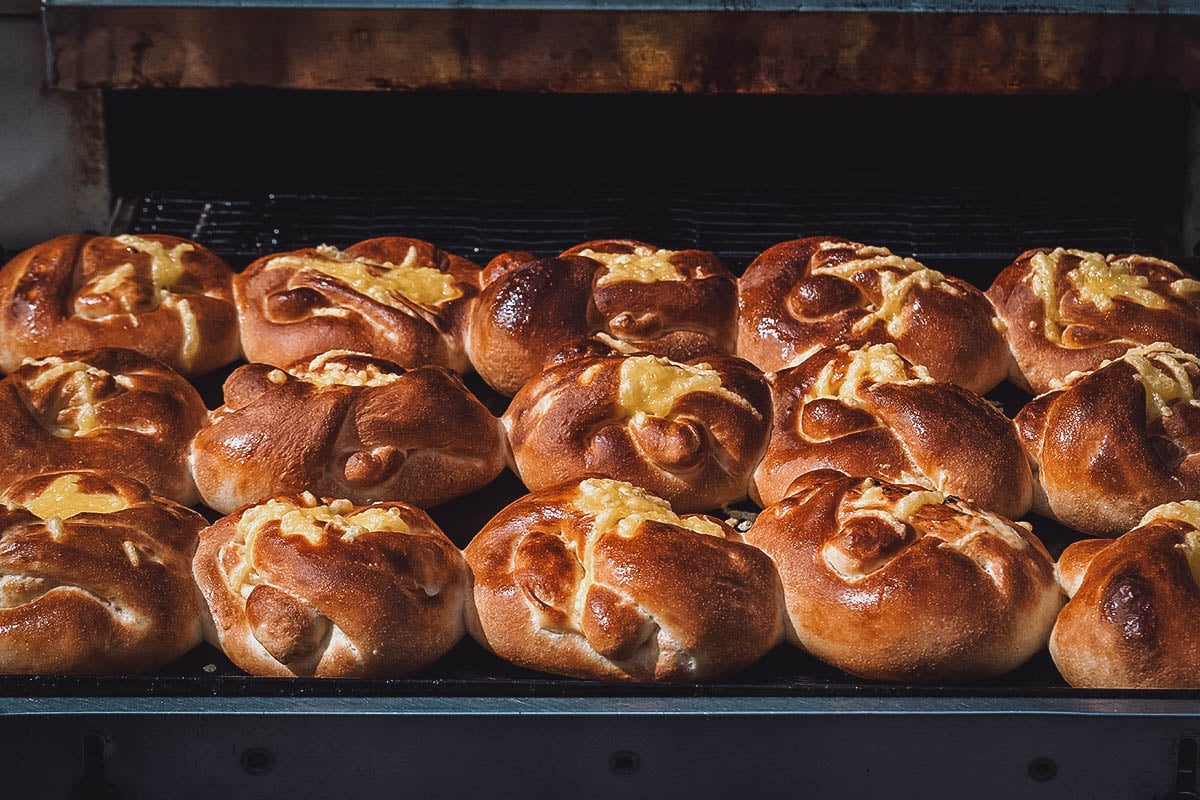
{"left": 282, "top": 350, "right": 404, "bottom": 388}
{"left": 268, "top": 244, "right": 462, "bottom": 308}
{"left": 805, "top": 343, "right": 931, "bottom": 405}
{"left": 114, "top": 234, "right": 194, "bottom": 291}
{"left": 563, "top": 478, "right": 723, "bottom": 634}
{"left": 1118, "top": 343, "right": 1200, "bottom": 423}
{"left": 825, "top": 481, "right": 1029, "bottom": 579}
{"left": 1140, "top": 500, "right": 1200, "bottom": 531}
{"left": 1029, "top": 249, "right": 1183, "bottom": 342}
{"left": 573, "top": 478, "right": 725, "bottom": 540}
{"left": 813, "top": 251, "right": 948, "bottom": 336}
{"left": 582, "top": 246, "right": 684, "bottom": 287}
{"left": 223, "top": 497, "right": 412, "bottom": 594}
{"left": 15, "top": 474, "right": 130, "bottom": 521}
{"left": 21, "top": 357, "right": 115, "bottom": 437}
{"left": 616, "top": 355, "right": 750, "bottom": 421}
{"left": 1067, "top": 250, "right": 1167, "bottom": 313}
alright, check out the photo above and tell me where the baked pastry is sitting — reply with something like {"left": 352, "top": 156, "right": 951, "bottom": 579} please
{"left": 744, "top": 471, "right": 1062, "bottom": 682}
{"left": 987, "top": 247, "right": 1200, "bottom": 393}
{"left": 751, "top": 341, "right": 1032, "bottom": 518}
{"left": 0, "top": 233, "right": 240, "bottom": 377}
{"left": 467, "top": 240, "right": 737, "bottom": 395}
{"left": 503, "top": 347, "right": 771, "bottom": 513}
{"left": 195, "top": 493, "right": 468, "bottom": 678}
{"left": 464, "top": 477, "right": 784, "bottom": 682}
{"left": 0, "top": 470, "right": 204, "bottom": 674}
{"left": 737, "top": 237, "right": 1009, "bottom": 394}
{"left": 235, "top": 237, "right": 481, "bottom": 372}
{"left": 1015, "top": 342, "right": 1200, "bottom": 537}
{"left": 190, "top": 350, "right": 506, "bottom": 514}
{"left": 1051, "top": 501, "right": 1200, "bottom": 688}
{"left": 0, "top": 348, "right": 207, "bottom": 505}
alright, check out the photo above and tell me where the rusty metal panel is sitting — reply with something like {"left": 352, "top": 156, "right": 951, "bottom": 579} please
{"left": 37, "top": 0, "right": 1200, "bottom": 12}
{"left": 44, "top": 9, "right": 1200, "bottom": 93}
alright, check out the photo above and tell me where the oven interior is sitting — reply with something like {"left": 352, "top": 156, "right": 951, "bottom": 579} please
{"left": 2, "top": 50, "right": 1199, "bottom": 799}
{"left": 3, "top": 87, "right": 1169, "bottom": 699}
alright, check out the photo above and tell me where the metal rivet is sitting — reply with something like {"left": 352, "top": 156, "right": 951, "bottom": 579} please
{"left": 240, "top": 747, "right": 275, "bottom": 776}
{"left": 609, "top": 751, "right": 640, "bottom": 776}
{"left": 1028, "top": 757, "right": 1057, "bottom": 782}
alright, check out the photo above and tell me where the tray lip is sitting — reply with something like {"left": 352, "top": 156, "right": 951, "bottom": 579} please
{"left": 4, "top": 694, "right": 1200, "bottom": 716}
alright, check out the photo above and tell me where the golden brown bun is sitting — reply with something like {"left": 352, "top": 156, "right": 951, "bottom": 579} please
{"left": 190, "top": 350, "right": 506, "bottom": 514}
{"left": 987, "top": 248, "right": 1200, "bottom": 393}
{"left": 194, "top": 493, "right": 468, "bottom": 677}
{"left": 1050, "top": 502, "right": 1200, "bottom": 688}
{"left": 503, "top": 347, "right": 771, "bottom": 513}
{"left": 744, "top": 471, "right": 1062, "bottom": 682}
{"left": 751, "top": 342, "right": 1031, "bottom": 518}
{"left": 0, "top": 470, "right": 204, "bottom": 674}
{"left": 737, "top": 237, "right": 1009, "bottom": 394}
{"left": 1015, "top": 343, "right": 1200, "bottom": 537}
{"left": 0, "top": 348, "right": 207, "bottom": 505}
{"left": 235, "top": 237, "right": 481, "bottom": 373}
{"left": 467, "top": 240, "right": 737, "bottom": 396}
{"left": 0, "top": 234, "right": 240, "bottom": 377}
{"left": 463, "top": 477, "right": 784, "bottom": 682}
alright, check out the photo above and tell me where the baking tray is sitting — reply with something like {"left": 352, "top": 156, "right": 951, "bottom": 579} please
{"left": 7, "top": 174, "right": 1199, "bottom": 798}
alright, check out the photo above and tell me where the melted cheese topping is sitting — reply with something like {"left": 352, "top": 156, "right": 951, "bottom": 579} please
{"left": 1171, "top": 278, "right": 1200, "bottom": 297}
{"left": 22, "top": 357, "right": 112, "bottom": 436}
{"left": 284, "top": 350, "right": 404, "bottom": 388}
{"left": 87, "top": 263, "right": 135, "bottom": 296}
{"left": 846, "top": 483, "right": 945, "bottom": 523}
{"left": 16, "top": 474, "right": 130, "bottom": 520}
{"left": 582, "top": 246, "right": 684, "bottom": 287}
{"left": 1139, "top": 500, "right": 1200, "bottom": 531}
{"left": 224, "top": 497, "right": 412, "bottom": 593}
{"left": 617, "top": 355, "right": 748, "bottom": 420}
{"left": 813, "top": 254, "right": 947, "bottom": 336}
{"left": 826, "top": 481, "right": 1029, "bottom": 580}
{"left": 114, "top": 234, "right": 194, "bottom": 291}
{"left": 564, "top": 478, "right": 723, "bottom": 635}
{"left": 267, "top": 244, "right": 461, "bottom": 308}
{"left": 161, "top": 295, "right": 200, "bottom": 370}
{"left": 1030, "top": 249, "right": 1180, "bottom": 342}
{"left": 573, "top": 478, "right": 725, "bottom": 540}
{"left": 1175, "top": 529, "right": 1200, "bottom": 591}
{"left": 1067, "top": 250, "right": 1167, "bottom": 313}
{"left": 806, "top": 343, "right": 931, "bottom": 404}
{"left": 1118, "top": 343, "right": 1200, "bottom": 423}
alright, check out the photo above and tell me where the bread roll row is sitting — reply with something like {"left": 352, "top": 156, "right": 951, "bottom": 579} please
{"left": 2, "top": 466, "right": 1195, "bottom": 689}
{"left": 3, "top": 334, "right": 1193, "bottom": 546}
{"left": 5, "top": 233, "right": 1197, "bottom": 401}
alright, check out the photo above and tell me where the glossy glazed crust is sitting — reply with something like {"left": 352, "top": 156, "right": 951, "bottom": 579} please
{"left": 0, "top": 233, "right": 240, "bottom": 377}
{"left": 503, "top": 350, "right": 772, "bottom": 513}
{"left": 751, "top": 343, "right": 1032, "bottom": 517}
{"left": 194, "top": 496, "right": 468, "bottom": 678}
{"left": 0, "top": 471, "right": 204, "bottom": 674}
{"left": 467, "top": 240, "right": 737, "bottom": 396}
{"left": 0, "top": 348, "right": 207, "bottom": 505}
{"left": 190, "top": 352, "right": 507, "bottom": 514}
{"left": 463, "top": 479, "right": 784, "bottom": 682}
{"left": 1015, "top": 351, "right": 1200, "bottom": 537}
{"left": 1051, "top": 519, "right": 1200, "bottom": 688}
{"left": 235, "top": 237, "right": 481, "bottom": 373}
{"left": 744, "top": 471, "right": 1063, "bottom": 682}
{"left": 987, "top": 248, "right": 1200, "bottom": 393}
{"left": 737, "top": 237, "right": 1009, "bottom": 394}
